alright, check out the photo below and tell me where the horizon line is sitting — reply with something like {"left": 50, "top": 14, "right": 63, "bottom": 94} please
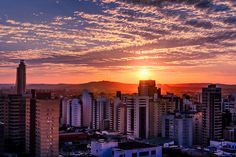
{"left": 0, "top": 80, "right": 236, "bottom": 86}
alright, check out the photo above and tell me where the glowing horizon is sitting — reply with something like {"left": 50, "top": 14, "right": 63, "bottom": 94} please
{"left": 0, "top": 0, "right": 236, "bottom": 84}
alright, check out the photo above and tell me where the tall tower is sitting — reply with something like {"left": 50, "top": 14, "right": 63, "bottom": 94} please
{"left": 16, "top": 60, "right": 26, "bottom": 95}
{"left": 92, "top": 96, "right": 110, "bottom": 130}
{"left": 82, "top": 90, "right": 93, "bottom": 128}
{"left": 202, "top": 84, "right": 222, "bottom": 146}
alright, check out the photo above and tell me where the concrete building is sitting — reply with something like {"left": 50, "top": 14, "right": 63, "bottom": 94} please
{"left": 149, "top": 98, "right": 176, "bottom": 137}
{"left": 210, "top": 140, "right": 236, "bottom": 156}
{"left": 223, "top": 126, "right": 236, "bottom": 142}
{"left": 134, "top": 96, "right": 150, "bottom": 139}
{"left": 202, "top": 84, "right": 222, "bottom": 146}
{"left": 117, "top": 103, "right": 127, "bottom": 134}
{"left": 125, "top": 95, "right": 135, "bottom": 136}
{"left": 182, "top": 95, "right": 197, "bottom": 112}
{"left": 16, "top": 60, "right": 26, "bottom": 95}
{"left": 138, "top": 80, "right": 159, "bottom": 97}
{"left": 162, "top": 114, "right": 175, "bottom": 140}
{"left": 0, "top": 94, "right": 26, "bottom": 153}
{"left": 112, "top": 141, "right": 162, "bottom": 157}
{"left": 192, "top": 112, "right": 203, "bottom": 145}
{"left": 60, "top": 97, "right": 70, "bottom": 126}
{"left": 26, "top": 90, "right": 59, "bottom": 157}
{"left": 174, "top": 115, "right": 193, "bottom": 146}
{"left": 112, "top": 93, "right": 127, "bottom": 134}
{"left": 0, "top": 122, "right": 4, "bottom": 155}
{"left": 81, "top": 90, "right": 93, "bottom": 128}
{"left": 162, "top": 113, "right": 201, "bottom": 147}
{"left": 91, "top": 140, "right": 118, "bottom": 157}
{"left": 60, "top": 97, "right": 82, "bottom": 127}
{"left": 71, "top": 98, "right": 82, "bottom": 127}
{"left": 124, "top": 95, "right": 150, "bottom": 139}
{"left": 92, "top": 96, "right": 111, "bottom": 130}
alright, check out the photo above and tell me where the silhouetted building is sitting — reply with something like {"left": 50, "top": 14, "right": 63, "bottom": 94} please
{"left": 0, "top": 94, "right": 26, "bottom": 153}
{"left": 16, "top": 60, "right": 26, "bottom": 95}
{"left": 81, "top": 90, "right": 93, "bottom": 128}
{"left": 0, "top": 122, "right": 4, "bottom": 155}
{"left": 224, "top": 126, "right": 236, "bottom": 142}
{"left": 138, "top": 80, "right": 158, "bottom": 97}
{"left": 202, "top": 84, "right": 222, "bottom": 146}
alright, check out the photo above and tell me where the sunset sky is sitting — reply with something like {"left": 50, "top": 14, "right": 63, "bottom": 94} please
{"left": 0, "top": 0, "right": 236, "bottom": 84}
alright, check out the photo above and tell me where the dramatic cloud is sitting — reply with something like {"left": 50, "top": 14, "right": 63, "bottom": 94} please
{"left": 0, "top": 0, "right": 236, "bottom": 83}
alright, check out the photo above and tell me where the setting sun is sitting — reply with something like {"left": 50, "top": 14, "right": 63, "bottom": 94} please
{"left": 138, "top": 68, "right": 151, "bottom": 80}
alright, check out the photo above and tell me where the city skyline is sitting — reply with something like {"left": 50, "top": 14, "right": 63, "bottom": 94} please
{"left": 0, "top": 0, "right": 236, "bottom": 84}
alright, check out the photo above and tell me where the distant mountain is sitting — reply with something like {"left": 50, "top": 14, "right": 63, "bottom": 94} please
{"left": 1, "top": 81, "right": 236, "bottom": 96}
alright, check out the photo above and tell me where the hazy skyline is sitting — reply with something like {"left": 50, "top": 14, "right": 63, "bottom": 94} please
{"left": 0, "top": 0, "right": 236, "bottom": 84}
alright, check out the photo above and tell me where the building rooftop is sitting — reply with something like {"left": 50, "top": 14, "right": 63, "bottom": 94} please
{"left": 147, "top": 137, "right": 174, "bottom": 146}
{"left": 116, "top": 141, "right": 156, "bottom": 150}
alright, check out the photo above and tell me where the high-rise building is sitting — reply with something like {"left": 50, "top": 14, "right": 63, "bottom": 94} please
{"left": 16, "top": 60, "right": 26, "bottom": 95}
{"left": 81, "top": 90, "right": 93, "bottom": 128}
{"left": 162, "top": 114, "right": 175, "bottom": 140}
{"left": 92, "top": 96, "right": 111, "bottom": 130}
{"left": 202, "top": 84, "right": 222, "bottom": 146}
{"left": 192, "top": 112, "right": 202, "bottom": 146}
{"left": 60, "top": 97, "right": 70, "bottom": 126}
{"left": 162, "top": 113, "right": 197, "bottom": 147}
{"left": 26, "top": 90, "right": 59, "bottom": 157}
{"left": 123, "top": 95, "right": 150, "bottom": 139}
{"left": 113, "top": 93, "right": 122, "bottom": 132}
{"left": 0, "top": 94, "right": 26, "bottom": 153}
{"left": 124, "top": 95, "right": 135, "bottom": 136}
{"left": 0, "top": 122, "right": 4, "bottom": 155}
{"left": 134, "top": 96, "right": 150, "bottom": 139}
{"left": 71, "top": 98, "right": 82, "bottom": 127}
{"left": 117, "top": 103, "right": 127, "bottom": 134}
{"left": 60, "top": 97, "right": 82, "bottom": 127}
{"left": 113, "top": 94, "right": 127, "bottom": 134}
{"left": 138, "top": 80, "right": 158, "bottom": 97}
{"left": 174, "top": 115, "right": 193, "bottom": 146}
{"left": 149, "top": 94, "right": 177, "bottom": 137}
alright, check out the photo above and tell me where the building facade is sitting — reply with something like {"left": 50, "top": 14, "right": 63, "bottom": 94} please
{"left": 26, "top": 90, "right": 59, "bottom": 157}
{"left": 202, "top": 84, "right": 222, "bottom": 146}
{"left": 16, "top": 60, "right": 26, "bottom": 95}
{"left": 0, "top": 94, "right": 26, "bottom": 153}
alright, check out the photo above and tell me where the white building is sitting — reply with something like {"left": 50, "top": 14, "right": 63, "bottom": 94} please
{"left": 162, "top": 114, "right": 175, "bottom": 140}
{"left": 210, "top": 140, "right": 236, "bottom": 157}
{"left": 162, "top": 113, "right": 200, "bottom": 147}
{"left": 60, "top": 97, "right": 70, "bottom": 126}
{"left": 91, "top": 140, "right": 162, "bottom": 157}
{"left": 174, "top": 116, "right": 193, "bottom": 146}
{"left": 71, "top": 98, "right": 82, "bottom": 127}
{"left": 91, "top": 140, "right": 118, "bottom": 157}
{"left": 92, "top": 96, "right": 111, "bottom": 130}
{"left": 112, "top": 141, "right": 162, "bottom": 157}
{"left": 60, "top": 98, "right": 82, "bottom": 127}
{"left": 125, "top": 95, "right": 135, "bottom": 136}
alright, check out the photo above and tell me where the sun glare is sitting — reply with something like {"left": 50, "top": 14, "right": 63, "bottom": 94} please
{"left": 138, "top": 68, "right": 150, "bottom": 80}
